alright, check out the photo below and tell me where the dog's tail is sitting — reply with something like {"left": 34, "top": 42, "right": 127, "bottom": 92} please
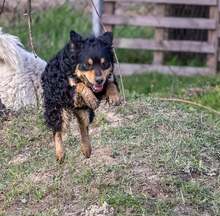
{"left": 0, "top": 28, "right": 23, "bottom": 68}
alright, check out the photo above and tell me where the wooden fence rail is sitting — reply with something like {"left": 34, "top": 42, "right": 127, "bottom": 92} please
{"left": 105, "top": 0, "right": 217, "bottom": 6}
{"left": 102, "top": 16, "right": 216, "bottom": 30}
{"left": 101, "top": 0, "right": 220, "bottom": 75}
{"left": 115, "top": 39, "right": 215, "bottom": 54}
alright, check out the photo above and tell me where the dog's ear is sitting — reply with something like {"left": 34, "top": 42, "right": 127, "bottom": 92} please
{"left": 70, "top": 30, "right": 83, "bottom": 48}
{"left": 98, "top": 32, "right": 113, "bottom": 46}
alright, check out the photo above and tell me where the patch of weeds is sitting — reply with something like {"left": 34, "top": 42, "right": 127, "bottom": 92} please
{"left": 35, "top": 110, "right": 48, "bottom": 135}
{"left": 93, "top": 113, "right": 109, "bottom": 127}
{"left": 33, "top": 186, "right": 47, "bottom": 201}
{"left": 6, "top": 125, "right": 29, "bottom": 150}
{"left": 100, "top": 124, "right": 142, "bottom": 146}
{"left": 34, "top": 210, "right": 60, "bottom": 216}
{"left": 65, "top": 136, "right": 78, "bottom": 147}
{"left": 196, "top": 87, "right": 220, "bottom": 111}
{"left": 100, "top": 188, "right": 146, "bottom": 215}
{"left": 162, "top": 176, "right": 218, "bottom": 214}
{"left": 5, "top": 109, "right": 50, "bottom": 151}
{"left": 153, "top": 199, "right": 175, "bottom": 216}
{"left": 75, "top": 168, "right": 95, "bottom": 185}
{"left": 178, "top": 181, "right": 214, "bottom": 206}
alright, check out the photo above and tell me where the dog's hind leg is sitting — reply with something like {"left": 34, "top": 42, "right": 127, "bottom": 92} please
{"left": 53, "top": 109, "right": 71, "bottom": 163}
{"left": 75, "top": 109, "right": 94, "bottom": 158}
{"left": 54, "top": 131, "right": 65, "bottom": 162}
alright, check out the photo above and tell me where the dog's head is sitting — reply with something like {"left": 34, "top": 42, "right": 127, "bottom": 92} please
{"left": 70, "top": 31, "right": 114, "bottom": 93}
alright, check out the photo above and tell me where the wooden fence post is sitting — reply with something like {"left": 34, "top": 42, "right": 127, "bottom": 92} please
{"left": 207, "top": 5, "right": 219, "bottom": 73}
{"left": 153, "top": 4, "right": 165, "bottom": 65}
{"left": 103, "top": 1, "right": 115, "bottom": 32}
{"left": 92, "top": 0, "right": 102, "bottom": 36}
{"left": 218, "top": 0, "right": 220, "bottom": 70}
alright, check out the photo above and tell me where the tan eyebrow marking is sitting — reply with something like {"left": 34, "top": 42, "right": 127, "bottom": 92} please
{"left": 101, "top": 58, "right": 105, "bottom": 64}
{"left": 88, "top": 58, "right": 93, "bottom": 65}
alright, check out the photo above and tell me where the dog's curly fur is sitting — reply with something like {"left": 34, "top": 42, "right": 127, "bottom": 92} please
{"left": 41, "top": 31, "right": 120, "bottom": 162}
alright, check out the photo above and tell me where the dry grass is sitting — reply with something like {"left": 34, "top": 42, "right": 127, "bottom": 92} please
{"left": 0, "top": 97, "right": 220, "bottom": 215}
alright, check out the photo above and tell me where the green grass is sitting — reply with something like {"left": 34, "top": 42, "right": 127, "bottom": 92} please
{"left": 100, "top": 188, "right": 146, "bottom": 215}
{"left": 1, "top": 98, "right": 220, "bottom": 215}
{"left": 123, "top": 73, "right": 220, "bottom": 111}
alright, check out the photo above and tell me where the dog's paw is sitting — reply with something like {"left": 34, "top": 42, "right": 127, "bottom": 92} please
{"left": 81, "top": 143, "right": 92, "bottom": 158}
{"left": 83, "top": 92, "right": 99, "bottom": 110}
{"left": 56, "top": 151, "right": 65, "bottom": 163}
{"left": 76, "top": 83, "right": 99, "bottom": 110}
{"left": 107, "top": 94, "right": 121, "bottom": 106}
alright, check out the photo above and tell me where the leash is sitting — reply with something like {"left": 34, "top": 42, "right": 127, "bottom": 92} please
{"left": 90, "top": 0, "right": 126, "bottom": 103}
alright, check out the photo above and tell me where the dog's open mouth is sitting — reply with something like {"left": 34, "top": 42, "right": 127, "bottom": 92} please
{"left": 92, "top": 84, "right": 104, "bottom": 93}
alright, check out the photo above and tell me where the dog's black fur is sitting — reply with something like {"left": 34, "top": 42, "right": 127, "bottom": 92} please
{"left": 41, "top": 31, "right": 119, "bottom": 136}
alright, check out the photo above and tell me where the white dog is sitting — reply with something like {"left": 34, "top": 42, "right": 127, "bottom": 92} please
{"left": 0, "top": 29, "right": 46, "bottom": 111}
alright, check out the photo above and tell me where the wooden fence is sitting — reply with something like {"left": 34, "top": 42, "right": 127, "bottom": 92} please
{"left": 101, "top": 0, "right": 220, "bottom": 76}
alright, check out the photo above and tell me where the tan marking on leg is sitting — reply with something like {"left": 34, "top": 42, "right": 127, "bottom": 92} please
{"left": 61, "top": 109, "right": 71, "bottom": 132}
{"left": 106, "top": 82, "right": 121, "bottom": 106}
{"left": 75, "top": 110, "right": 91, "bottom": 158}
{"left": 53, "top": 109, "right": 71, "bottom": 163}
{"left": 54, "top": 131, "right": 65, "bottom": 163}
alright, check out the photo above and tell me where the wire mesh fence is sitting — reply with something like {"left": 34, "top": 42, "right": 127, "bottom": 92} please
{"left": 166, "top": 4, "right": 210, "bottom": 68}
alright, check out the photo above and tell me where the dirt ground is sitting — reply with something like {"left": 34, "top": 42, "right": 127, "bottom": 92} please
{"left": 1, "top": 99, "right": 220, "bottom": 215}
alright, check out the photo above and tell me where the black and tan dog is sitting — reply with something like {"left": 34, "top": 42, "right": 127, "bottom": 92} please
{"left": 41, "top": 31, "right": 120, "bottom": 162}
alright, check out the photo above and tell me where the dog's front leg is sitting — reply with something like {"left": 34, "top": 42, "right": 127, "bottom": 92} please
{"left": 75, "top": 109, "right": 92, "bottom": 158}
{"left": 106, "top": 82, "right": 121, "bottom": 106}
{"left": 75, "top": 83, "right": 99, "bottom": 110}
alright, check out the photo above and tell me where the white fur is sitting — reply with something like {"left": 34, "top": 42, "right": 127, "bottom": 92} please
{"left": 0, "top": 29, "right": 47, "bottom": 111}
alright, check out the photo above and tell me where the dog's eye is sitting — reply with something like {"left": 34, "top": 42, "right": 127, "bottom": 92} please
{"left": 101, "top": 61, "right": 110, "bottom": 70}
{"left": 82, "top": 63, "right": 91, "bottom": 71}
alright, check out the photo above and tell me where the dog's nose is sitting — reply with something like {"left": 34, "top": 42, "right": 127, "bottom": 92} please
{"left": 95, "top": 77, "right": 103, "bottom": 85}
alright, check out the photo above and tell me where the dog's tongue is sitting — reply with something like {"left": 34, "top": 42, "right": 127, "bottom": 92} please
{"left": 92, "top": 84, "right": 103, "bottom": 93}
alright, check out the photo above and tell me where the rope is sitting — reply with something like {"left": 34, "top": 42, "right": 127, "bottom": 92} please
{"left": 154, "top": 97, "right": 220, "bottom": 116}
{"left": 24, "top": 0, "right": 37, "bottom": 58}
{"left": 90, "top": 0, "right": 126, "bottom": 103}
